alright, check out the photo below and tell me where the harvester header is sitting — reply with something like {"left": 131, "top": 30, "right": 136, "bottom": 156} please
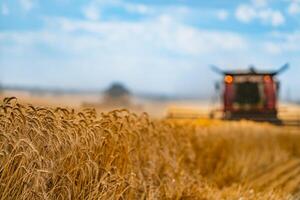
{"left": 211, "top": 63, "right": 289, "bottom": 76}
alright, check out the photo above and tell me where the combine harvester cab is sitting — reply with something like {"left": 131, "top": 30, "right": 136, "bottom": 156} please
{"left": 212, "top": 64, "right": 289, "bottom": 124}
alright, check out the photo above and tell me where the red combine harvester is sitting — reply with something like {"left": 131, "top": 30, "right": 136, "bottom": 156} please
{"left": 212, "top": 64, "right": 289, "bottom": 123}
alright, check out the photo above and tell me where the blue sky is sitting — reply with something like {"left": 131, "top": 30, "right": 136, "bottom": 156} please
{"left": 0, "top": 0, "right": 300, "bottom": 100}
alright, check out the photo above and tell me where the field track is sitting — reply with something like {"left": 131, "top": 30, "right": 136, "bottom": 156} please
{"left": 246, "top": 158, "right": 300, "bottom": 198}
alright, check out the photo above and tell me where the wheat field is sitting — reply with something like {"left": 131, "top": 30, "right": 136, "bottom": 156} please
{"left": 0, "top": 97, "right": 300, "bottom": 199}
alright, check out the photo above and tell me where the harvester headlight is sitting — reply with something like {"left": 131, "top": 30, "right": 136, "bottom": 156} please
{"left": 264, "top": 75, "right": 272, "bottom": 83}
{"left": 224, "top": 75, "right": 233, "bottom": 84}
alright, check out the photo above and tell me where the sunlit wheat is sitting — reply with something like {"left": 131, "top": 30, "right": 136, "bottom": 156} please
{"left": 0, "top": 97, "right": 299, "bottom": 199}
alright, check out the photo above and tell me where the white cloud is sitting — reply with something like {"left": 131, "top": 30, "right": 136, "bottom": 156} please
{"left": 158, "top": 14, "right": 173, "bottom": 25}
{"left": 19, "top": 0, "right": 34, "bottom": 12}
{"left": 82, "top": 5, "right": 101, "bottom": 21}
{"left": 258, "top": 9, "right": 285, "bottom": 26}
{"left": 217, "top": 10, "right": 229, "bottom": 21}
{"left": 235, "top": 4, "right": 285, "bottom": 26}
{"left": 235, "top": 4, "right": 256, "bottom": 23}
{"left": 263, "top": 31, "right": 300, "bottom": 54}
{"left": 82, "top": 0, "right": 152, "bottom": 17}
{"left": 252, "top": 0, "right": 268, "bottom": 7}
{"left": 52, "top": 17, "right": 247, "bottom": 56}
{"left": 123, "top": 3, "right": 150, "bottom": 15}
{"left": 0, "top": 16, "right": 248, "bottom": 84}
{"left": 288, "top": 1, "right": 300, "bottom": 15}
{"left": 271, "top": 11, "right": 285, "bottom": 26}
{"left": 1, "top": 3, "right": 9, "bottom": 15}
{"left": 264, "top": 42, "right": 281, "bottom": 54}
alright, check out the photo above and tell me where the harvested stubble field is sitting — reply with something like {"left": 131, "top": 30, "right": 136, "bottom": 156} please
{"left": 1, "top": 97, "right": 300, "bottom": 200}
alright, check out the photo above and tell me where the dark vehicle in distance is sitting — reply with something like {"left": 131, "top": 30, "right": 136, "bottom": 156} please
{"left": 212, "top": 64, "right": 289, "bottom": 123}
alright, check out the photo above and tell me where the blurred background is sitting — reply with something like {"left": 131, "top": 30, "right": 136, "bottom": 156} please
{"left": 0, "top": 0, "right": 300, "bottom": 116}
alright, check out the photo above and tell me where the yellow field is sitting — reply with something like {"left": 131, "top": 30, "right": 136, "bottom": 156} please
{"left": 1, "top": 97, "right": 300, "bottom": 199}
